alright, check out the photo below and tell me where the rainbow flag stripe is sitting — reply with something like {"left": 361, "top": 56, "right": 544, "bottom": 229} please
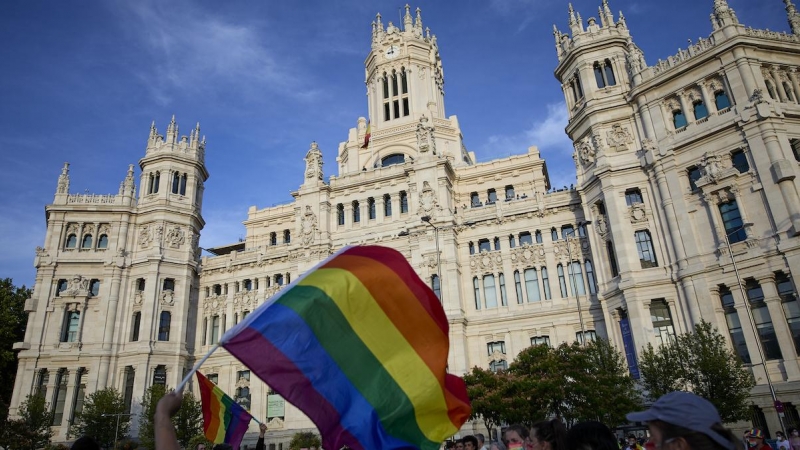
{"left": 196, "top": 371, "right": 253, "bottom": 448}
{"left": 221, "top": 245, "right": 471, "bottom": 450}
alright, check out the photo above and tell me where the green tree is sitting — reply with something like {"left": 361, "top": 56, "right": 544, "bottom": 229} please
{"left": 638, "top": 320, "right": 755, "bottom": 423}
{"left": 0, "top": 393, "right": 54, "bottom": 450}
{"left": 0, "top": 279, "right": 30, "bottom": 420}
{"left": 174, "top": 390, "right": 203, "bottom": 447}
{"left": 288, "top": 431, "right": 321, "bottom": 450}
{"left": 463, "top": 366, "right": 509, "bottom": 432}
{"left": 70, "top": 388, "right": 129, "bottom": 449}
{"left": 138, "top": 384, "right": 168, "bottom": 450}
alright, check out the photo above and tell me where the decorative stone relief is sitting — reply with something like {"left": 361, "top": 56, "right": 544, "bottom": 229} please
{"left": 62, "top": 275, "right": 89, "bottom": 297}
{"left": 299, "top": 206, "right": 317, "bottom": 246}
{"left": 510, "top": 244, "right": 546, "bottom": 268}
{"left": 575, "top": 135, "right": 596, "bottom": 166}
{"left": 161, "top": 290, "right": 175, "bottom": 306}
{"left": 98, "top": 224, "right": 111, "bottom": 236}
{"left": 57, "top": 162, "right": 70, "bottom": 194}
{"left": 304, "top": 141, "right": 324, "bottom": 181}
{"left": 552, "top": 238, "right": 586, "bottom": 262}
{"left": 416, "top": 115, "right": 436, "bottom": 155}
{"left": 67, "top": 223, "right": 79, "bottom": 236}
{"left": 469, "top": 251, "right": 503, "bottom": 274}
{"left": 139, "top": 225, "right": 152, "bottom": 248}
{"left": 489, "top": 349, "right": 507, "bottom": 363}
{"left": 418, "top": 181, "right": 438, "bottom": 215}
{"left": 133, "top": 291, "right": 143, "bottom": 306}
{"left": 204, "top": 297, "right": 224, "bottom": 314}
{"left": 630, "top": 204, "right": 647, "bottom": 223}
{"left": 606, "top": 124, "right": 633, "bottom": 152}
{"left": 698, "top": 152, "right": 725, "bottom": 184}
{"left": 166, "top": 226, "right": 185, "bottom": 249}
{"left": 267, "top": 417, "right": 284, "bottom": 429}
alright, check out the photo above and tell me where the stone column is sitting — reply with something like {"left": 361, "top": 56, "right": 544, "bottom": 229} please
{"left": 699, "top": 81, "right": 717, "bottom": 115}
{"left": 771, "top": 66, "right": 789, "bottom": 103}
{"left": 790, "top": 69, "right": 800, "bottom": 104}
{"left": 678, "top": 91, "right": 696, "bottom": 123}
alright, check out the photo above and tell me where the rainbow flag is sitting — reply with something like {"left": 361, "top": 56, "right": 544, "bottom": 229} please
{"left": 361, "top": 120, "right": 371, "bottom": 148}
{"left": 220, "top": 245, "right": 471, "bottom": 450}
{"left": 196, "top": 371, "right": 253, "bottom": 448}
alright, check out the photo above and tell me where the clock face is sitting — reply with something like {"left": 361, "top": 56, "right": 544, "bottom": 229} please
{"left": 385, "top": 45, "right": 400, "bottom": 59}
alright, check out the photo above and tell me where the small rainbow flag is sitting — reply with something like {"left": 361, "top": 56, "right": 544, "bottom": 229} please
{"left": 196, "top": 371, "right": 253, "bottom": 448}
{"left": 220, "top": 245, "right": 471, "bottom": 450}
{"left": 361, "top": 120, "right": 371, "bottom": 148}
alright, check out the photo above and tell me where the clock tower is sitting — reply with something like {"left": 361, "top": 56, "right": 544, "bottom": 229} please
{"left": 336, "top": 5, "right": 473, "bottom": 175}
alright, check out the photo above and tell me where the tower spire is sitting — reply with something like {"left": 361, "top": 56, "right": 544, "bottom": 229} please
{"left": 56, "top": 162, "right": 70, "bottom": 194}
{"left": 403, "top": 4, "right": 413, "bottom": 31}
{"left": 602, "top": 0, "right": 614, "bottom": 27}
{"left": 711, "top": 0, "right": 739, "bottom": 29}
{"left": 787, "top": 0, "right": 800, "bottom": 34}
{"left": 568, "top": 3, "right": 582, "bottom": 34}
{"left": 415, "top": 7, "right": 423, "bottom": 35}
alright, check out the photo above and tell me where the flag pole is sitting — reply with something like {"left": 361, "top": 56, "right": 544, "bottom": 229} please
{"left": 176, "top": 344, "right": 220, "bottom": 392}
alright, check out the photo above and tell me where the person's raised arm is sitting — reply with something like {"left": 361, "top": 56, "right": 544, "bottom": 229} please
{"left": 256, "top": 423, "right": 267, "bottom": 450}
{"left": 155, "top": 391, "right": 183, "bottom": 450}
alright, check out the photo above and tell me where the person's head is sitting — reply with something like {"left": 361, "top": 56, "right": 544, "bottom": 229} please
{"left": 777, "top": 432, "right": 786, "bottom": 441}
{"left": 504, "top": 425, "right": 531, "bottom": 449}
{"left": 746, "top": 429, "right": 765, "bottom": 448}
{"left": 456, "top": 439, "right": 465, "bottom": 450}
{"left": 72, "top": 437, "right": 101, "bottom": 450}
{"left": 476, "top": 433, "right": 486, "bottom": 448}
{"left": 627, "top": 435, "right": 639, "bottom": 447}
{"left": 196, "top": 444, "right": 207, "bottom": 450}
{"left": 566, "top": 421, "right": 619, "bottom": 450}
{"left": 491, "top": 441, "right": 508, "bottom": 450}
{"left": 464, "top": 436, "right": 479, "bottom": 450}
{"left": 626, "top": 391, "right": 740, "bottom": 450}
{"left": 445, "top": 441, "right": 456, "bottom": 450}
{"left": 530, "top": 419, "right": 567, "bottom": 450}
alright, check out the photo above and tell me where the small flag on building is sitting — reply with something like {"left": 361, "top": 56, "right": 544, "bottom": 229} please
{"left": 196, "top": 371, "right": 253, "bottom": 449}
{"left": 361, "top": 120, "right": 371, "bottom": 148}
{"left": 219, "top": 245, "right": 471, "bottom": 450}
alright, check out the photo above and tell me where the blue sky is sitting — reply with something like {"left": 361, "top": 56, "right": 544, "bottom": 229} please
{"left": 0, "top": 0, "right": 790, "bottom": 287}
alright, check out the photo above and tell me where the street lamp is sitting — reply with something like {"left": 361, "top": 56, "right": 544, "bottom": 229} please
{"left": 421, "top": 216, "right": 443, "bottom": 301}
{"left": 102, "top": 412, "right": 130, "bottom": 450}
{"left": 721, "top": 223, "right": 785, "bottom": 435}
{"left": 564, "top": 222, "right": 591, "bottom": 345}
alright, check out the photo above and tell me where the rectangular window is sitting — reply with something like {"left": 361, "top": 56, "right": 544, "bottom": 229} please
{"left": 519, "top": 232, "right": 533, "bottom": 246}
{"left": 393, "top": 100, "right": 400, "bottom": 118}
{"left": 131, "top": 312, "right": 141, "bottom": 342}
{"left": 163, "top": 278, "right": 175, "bottom": 291}
{"left": 524, "top": 268, "right": 541, "bottom": 302}
{"left": 720, "top": 200, "right": 746, "bottom": 244}
{"left": 384, "top": 195, "right": 392, "bottom": 217}
{"left": 514, "top": 271, "right": 524, "bottom": 304}
{"left": 561, "top": 225, "right": 575, "bottom": 240}
{"left": 123, "top": 366, "right": 135, "bottom": 413}
{"left": 470, "top": 192, "right": 481, "bottom": 207}
{"left": 431, "top": 275, "right": 441, "bottom": 300}
{"left": 353, "top": 201, "right": 360, "bottom": 223}
{"left": 52, "top": 370, "right": 68, "bottom": 425}
{"left": 368, "top": 198, "right": 376, "bottom": 220}
{"left": 557, "top": 265, "right": 568, "bottom": 298}
{"left": 473, "top": 277, "right": 481, "bottom": 310}
{"left": 89, "top": 279, "right": 100, "bottom": 297}
{"left": 384, "top": 103, "right": 390, "bottom": 122}
{"left": 778, "top": 273, "right": 800, "bottom": 354}
{"left": 607, "top": 241, "right": 620, "bottom": 277}
{"left": 576, "top": 330, "right": 597, "bottom": 345}
{"left": 585, "top": 261, "right": 597, "bottom": 294}
{"left": 211, "top": 315, "right": 220, "bottom": 345}
{"left": 541, "top": 267, "right": 552, "bottom": 300}
{"left": 720, "top": 287, "right": 751, "bottom": 363}
{"left": 687, "top": 166, "right": 702, "bottom": 191}
{"left": 731, "top": 150, "right": 749, "bottom": 173}
{"left": 747, "top": 280, "right": 783, "bottom": 360}
{"left": 402, "top": 98, "right": 409, "bottom": 117}
{"left": 484, "top": 275, "right": 498, "bottom": 308}
{"left": 207, "top": 373, "right": 219, "bottom": 384}
{"left": 635, "top": 230, "right": 658, "bottom": 268}
{"left": 568, "top": 261, "right": 586, "bottom": 295}
{"left": 499, "top": 273, "right": 508, "bottom": 307}
{"left": 625, "top": 188, "right": 643, "bottom": 206}
{"left": 487, "top": 189, "right": 497, "bottom": 204}
{"left": 650, "top": 300, "right": 676, "bottom": 346}
{"left": 530, "top": 336, "right": 551, "bottom": 347}
{"left": 487, "top": 341, "right": 507, "bottom": 372}
{"left": 70, "top": 369, "right": 86, "bottom": 424}
{"left": 505, "top": 185, "right": 515, "bottom": 200}
{"left": 62, "top": 310, "right": 80, "bottom": 342}
{"left": 400, "top": 191, "right": 408, "bottom": 213}
{"left": 478, "top": 239, "right": 491, "bottom": 253}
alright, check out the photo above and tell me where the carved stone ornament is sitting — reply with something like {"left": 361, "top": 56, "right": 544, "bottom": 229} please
{"left": 698, "top": 152, "right": 725, "bottom": 184}
{"left": 606, "top": 124, "right": 633, "bottom": 152}
{"left": 304, "top": 141, "right": 324, "bottom": 181}
{"left": 139, "top": 225, "right": 152, "bottom": 248}
{"left": 166, "top": 226, "right": 185, "bottom": 249}
{"left": 57, "top": 162, "right": 70, "bottom": 194}
{"left": 469, "top": 251, "right": 504, "bottom": 274}
{"left": 418, "top": 181, "right": 438, "bottom": 215}
{"left": 416, "top": 115, "right": 436, "bottom": 155}
{"left": 298, "top": 206, "right": 318, "bottom": 247}
{"left": 67, "top": 223, "right": 79, "bottom": 236}
{"left": 161, "top": 290, "right": 175, "bottom": 306}
{"left": 267, "top": 417, "right": 285, "bottom": 429}
{"left": 575, "top": 135, "right": 596, "bottom": 166}
{"left": 133, "top": 291, "right": 143, "bottom": 306}
{"left": 489, "top": 349, "right": 507, "bottom": 363}
{"left": 630, "top": 204, "right": 647, "bottom": 223}
{"left": 595, "top": 214, "right": 610, "bottom": 237}
{"left": 510, "top": 244, "right": 546, "bottom": 267}
{"left": 751, "top": 88, "right": 766, "bottom": 104}
{"left": 62, "top": 275, "right": 89, "bottom": 297}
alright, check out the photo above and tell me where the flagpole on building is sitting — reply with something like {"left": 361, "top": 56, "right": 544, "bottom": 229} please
{"left": 177, "top": 344, "right": 220, "bottom": 392}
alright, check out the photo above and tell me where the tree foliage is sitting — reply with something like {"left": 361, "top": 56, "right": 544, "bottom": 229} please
{"left": 638, "top": 320, "right": 755, "bottom": 423}
{"left": 139, "top": 384, "right": 168, "bottom": 450}
{"left": 289, "top": 431, "right": 321, "bottom": 450}
{"left": 174, "top": 390, "right": 203, "bottom": 447}
{"left": 464, "top": 340, "right": 642, "bottom": 428}
{"left": 0, "top": 393, "right": 54, "bottom": 450}
{"left": 0, "top": 278, "right": 30, "bottom": 420}
{"left": 70, "top": 388, "right": 129, "bottom": 449}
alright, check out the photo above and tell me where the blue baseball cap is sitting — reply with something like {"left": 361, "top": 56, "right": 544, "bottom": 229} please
{"left": 626, "top": 391, "right": 734, "bottom": 450}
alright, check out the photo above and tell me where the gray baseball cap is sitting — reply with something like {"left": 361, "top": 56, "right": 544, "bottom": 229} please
{"left": 626, "top": 391, "right": 734, "bottom": 450}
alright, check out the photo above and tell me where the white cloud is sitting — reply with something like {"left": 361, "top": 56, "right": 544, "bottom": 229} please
{"left": 116, "top": 1, "right": 320, "bottom": 104}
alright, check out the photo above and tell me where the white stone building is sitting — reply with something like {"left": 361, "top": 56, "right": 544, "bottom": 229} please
{"left": 11, "top": 0, "right": 800, "bottom": 445}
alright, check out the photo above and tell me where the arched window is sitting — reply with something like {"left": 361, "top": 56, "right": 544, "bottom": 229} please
{"left": 574, "top": 73, "right": 584, "bottom": 98}
{"left": 473, "top": 277, "right": 481, "bottom": 310}
{"left": 556, "top": 264, "right": 568, "bottom": 297}
{"left": 693, "top": 100, "right": 708, "bottom": 120}
{"left": 172, "top": 172, "right": 180, "bottom": 194}
{"left": 283, "top": 229, "right": 291, "bottom": 244}
{"left": 514, "top": 270, "right": 523, "bottom": 304}
{"left": 97, "top": 234, "right": 109, "bottom": 249}
{"left": 535, "top": 230, "right": 543, "bottom": 244}
{"left": 82, "top": 234, "right": 93, "bottom": 249}
{"left": 524, "top": 268, "right": 541, "bottom": 302}
{"left": 383, "top": 194, "right": 392, "bottom": 217}
{"left": 337, "top": 204, "right": 345, "bottom": 225}
{"left": 469, "top": 242, "right": 475, "bottom": 255}
{"left": 493, "top": 237, "right": 501, "bottom": 251}
{"left": 487, "top": 189, "right": 497, "bottom": 204}
{"left": 381, "top": 154, "right": 405, "bottom": 167}
{"left": 56, "top": 279, "right": 68, "bottom": 296}
{"left": 243, "top": 279, "right": 252, "bottom": 291}
{"left": 368, "top": 197, "right": 376, "bottom": 220}
{"left": 714, "top": 90, "right": 731, "bottom": 110}
{"left": 180, "top": 173, "right": 187, "bottom": 196}
{"left": 541, "top": 267, "right": 552, "bottom": 300}
{"left": 508, "top": 234, "right": 516, "bottom": 248}
{"left": 672, "top": 109, "right": 687, "bottom": 129}
{"left": 498, "top": 273, "right": 507, "bottom": 306}
{"left": 391, "top": 70, "right": 400, "bottom": 118}
{"left": 158, "top": 311, "right": 171, "bottom": 341}
{"left": 594, "top": 62, "right": 606, "bottom": 88}
{"left": 352, "top": 201, "right": 361, "bottom": 223}
{"left": 585, "top": 260, "right": 597, "bottom": 294}
{"left": 431, "top": 275, "right": 441, "bottom": 300}
{"left": 400, "top": 191, "right": 408, "bottom": 213}
{"left": 400, "top": 67, "right": 410, "bottom": 116}
{"left": 382, "top": 72, "right": 389, "bottom": 99}
{"left": 551, "top": 228, "right": 559, "bottom": 242}
{"left": 148, "top": 173, "right": 155, "bottom": 194}
{"left": 89, "top": 279, "right": 100, "bottom": 296}
{"left": 275, "top": 274, "right": 284, "bottom": 286}
{"left": 269, "top": 232, "right": 277, "bottom": 246}
{"left": 66, "top": 234, "right": 77, "bottom": 248}
{"left": 153, "top": 171, "right": 160, "bottom": 193}
{"left": 604, "top": 59, "right": 616, "bottom": 86}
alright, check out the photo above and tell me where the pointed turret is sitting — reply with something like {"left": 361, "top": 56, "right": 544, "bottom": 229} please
{"left": 403, "top": 4, "right": 413, "bottom": 31}
{"left": 56, "top": 162, "right": 70, "bottom": 195}
{"left": 787, "top": 0, "right": 800, "bottom": 34}
{"left": 711, "top": 0, "right": 738, "bottom": 29}
{"left": 618, "top": 10, "right": 627, "bottom": 29}
{"left": 415, "top": 7, "right": 423, "bottom": 35}
{"left": 166, "top": 114, "right": 178, "bottom": 144}
{"left": 568, "top": 4, "right": 581, "bottom": 35}
{"left": 601, "top": 0, "right": 614, "bottom": 27}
